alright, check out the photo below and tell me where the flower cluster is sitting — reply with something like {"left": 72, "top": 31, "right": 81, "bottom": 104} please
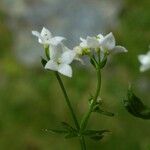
{"left": 32, "top": 27, "right": 127, "bottom": 77}
{"left": 138, "top": 50, "right": 150, "bottom": 72}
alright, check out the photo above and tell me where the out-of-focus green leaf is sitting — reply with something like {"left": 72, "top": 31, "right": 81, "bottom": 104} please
{"left": 123, "top": 87, "right": 150, "bottom": 120}
{"left": 90, "top": 55, "right": 98, "bottom": 68}
{"left": 45, "top": 122, "right": 78, "bottom": 139}
{"left": 45, "top": 129, "right": 68, "bottom": 134}
{"left": 94, "top": 108, "right": 114, "bottom": 117}
{"left": 61, "top": 122, "right": 75, "bottom": 132}
{"left": 100, "top": 56, "right": 107, "bottom": 69}
{"left": 83, "top": 129, "right": 109, "bottom": 141}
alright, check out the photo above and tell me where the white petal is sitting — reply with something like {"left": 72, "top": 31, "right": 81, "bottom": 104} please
{"left": 61, "top": 44, "right": 71, "bottom": 52}
{"left": 49, "top": 44, "right": 63, "bottom": 60}
{"left": 80, "top": 37, "right": 88, "bottom": 48}
{"left": 32, "top": 31, "right": 44, "bottom": 43}
{"left": 60, "top": 50, "right": 76, "bottom": 64}
{"left": 58, "top": 64, "right": 72, "bottom": 77}
{"left": 99, "top": 32, "right": 116, "bottom": 50}
{"left": 86, "top": 36, "right": 99, "bottom": 48}
{"left": 50, "top": 36, "right": 65, "bottom": 45}
{"left": 45, "top": 60, "right": 58, "bottom": 71}
{"left": 138, "top": 54, "right": 150, "bottom": 65}
{"left": 41, "top": 27, "right": 52, "bottom": 38}
{"left": 32, "top": 31, "right": 40, "bottom": 37}
{"left": 97, "top": 34, "right": 104, "bottom": 39}
{"left": 140, "top": 64, "right": 150, "bottom": 72}
{"left": 112, "top": 46, "right": 128, "bottom": 53}
{"left": 80, "top": 37, "right": 86, "bottom": 42}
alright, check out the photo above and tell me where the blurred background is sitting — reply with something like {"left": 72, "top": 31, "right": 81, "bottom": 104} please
{"left": 0, "top": 0, "right": 150, "bottom": 149}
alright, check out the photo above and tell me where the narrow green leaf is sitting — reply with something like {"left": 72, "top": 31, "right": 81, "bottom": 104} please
{"left": 90, "top": 58, "right": 97, "bottom": 68}
{"left": 61, "top": 122, "right": 75, "bottom": 132}
{"left": 100, "top": 56, "right": 107, "bottom": 69}
{"left": 95, "top": 109, "right": 114, "bottom": 117}
{"left": 83, "top": 129, "right": 109, "bottom": 142}
{"left": 83, "top": 129, "right": 109, "bottom": 136}
{"left": 45, "top": 129, "right": 68, "bottom": 134}
{"left": 90, "top": 134, "right": 104, "bottom": 141}
{"left": 64, "top": 133, "right": 78, "bottom": 139}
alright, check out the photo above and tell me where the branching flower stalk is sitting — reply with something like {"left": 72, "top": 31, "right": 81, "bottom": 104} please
{"left": 32, "top": 27, "right": 128, "bottom": 150}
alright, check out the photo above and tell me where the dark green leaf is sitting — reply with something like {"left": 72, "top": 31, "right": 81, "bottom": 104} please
{"left": 83, "top": 129, "right": 109, "bottom": 141}
{"left": 90, "top": 134, "right": 104, "bottom": 141}
{"left": 90, "top": 55, "right": 98, "bottom": 68}
{"left": 45, "top": 129, "right": 68, "bottom": 134}
{"left": 41, "top": 57, "right": 47, "bottom": 67}
{"left": 64, "top": 132, "right": 78, "bottom": 139}
{"left": 61, "top": 122, "right": 76, "bottom": 132}
{"left": 93, "top": 104, "right": 114, "bottom": 117}
{"left": 100, "top": 56, "right": 107, "bottom": 69}
{"left": 123, "top": 87, "right": 150, "bottom": 119}
{"left": 94, "top": 108, "right": 114, "bottom": 117}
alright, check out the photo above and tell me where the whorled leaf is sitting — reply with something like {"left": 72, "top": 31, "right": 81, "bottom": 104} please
{"left": 123, "top": 87, "right": 150, "bottom": 120}
{"left": 82, "top": 129, "right": 109, "bottom": 141}
{"left": 45, "top": 122, "right": 78, "bottom": 139}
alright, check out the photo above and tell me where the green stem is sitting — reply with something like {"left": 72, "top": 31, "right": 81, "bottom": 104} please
{"left": 80, "top": 50, "right": 101, "bottom": 131}
{"left": 55, "top": 72, "right": 80, "bottom": 130}
{"left": 79, "top": 136, "right": 86, "bottom": 150}
{"left": 55, "top": 72, "right": 86, "bottom": 150}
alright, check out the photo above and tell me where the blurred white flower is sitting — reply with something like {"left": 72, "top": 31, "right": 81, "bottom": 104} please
{"left": 32, "top": 27, "right": 65, "bottom": 46}
{"left": 80, "top": 36, "right": 100, "bottom": 49}
{"left": 79, "top": 33, "right": 127, "bottom": 55}
{"left": 73, "top": 46, "right": 84, "bottom": 64}
{"left": 98, "top": 32, "right": 127, "bottom": 53}
{"left": 45, "top": 44, "right": 75, "bottom": 77}
{"left": 138, "top": 51, "right": 150, "bottom": 72}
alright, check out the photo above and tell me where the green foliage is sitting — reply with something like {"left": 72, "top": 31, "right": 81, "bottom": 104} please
{"left": 100, "top": 55, "right": 107, "bottom": 69}
{"left": 94, "top": 108, "right": 114, "bottom": 117}
{"left": 47, "top": 122, "right": 78, "bottom": 139}
{"left": 90, "top": 55, "right": 98, "bottom": 68}
{"left": 83, "top": 130, "right": 109, "bottom": 141}
{"left": 124, "top": 87, "right": 150, "bottom": 119}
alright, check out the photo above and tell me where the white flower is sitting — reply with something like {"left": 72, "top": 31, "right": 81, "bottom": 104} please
{"left": 45, "top": 44, "right": 75, "bottom": 77}
{"left": 138, "top": 51, "right": 150, "bottom": 72}
{"left": 98, "top": 32, "right": 128, "bottom": 53}
{"left": 32, "top": 27, "right": 65, "bottom": 46}
{"left": 73, "top": 46, "right": 84, "bottom": 64}
{"left": 80, "top": 36, "right": 100, "bottom": 49}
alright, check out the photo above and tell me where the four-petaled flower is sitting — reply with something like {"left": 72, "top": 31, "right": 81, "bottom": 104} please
{"left": 32, "top": 27, "right": 65, "bottom": 46}
{"left": 79, "top": 33, "right": 127, "bottom": 54}
{"left": 45, "top": 44, "right": 75, "bottom": 77}
{"left": 138, "top": 51, "right": 150, "bottom": 72}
